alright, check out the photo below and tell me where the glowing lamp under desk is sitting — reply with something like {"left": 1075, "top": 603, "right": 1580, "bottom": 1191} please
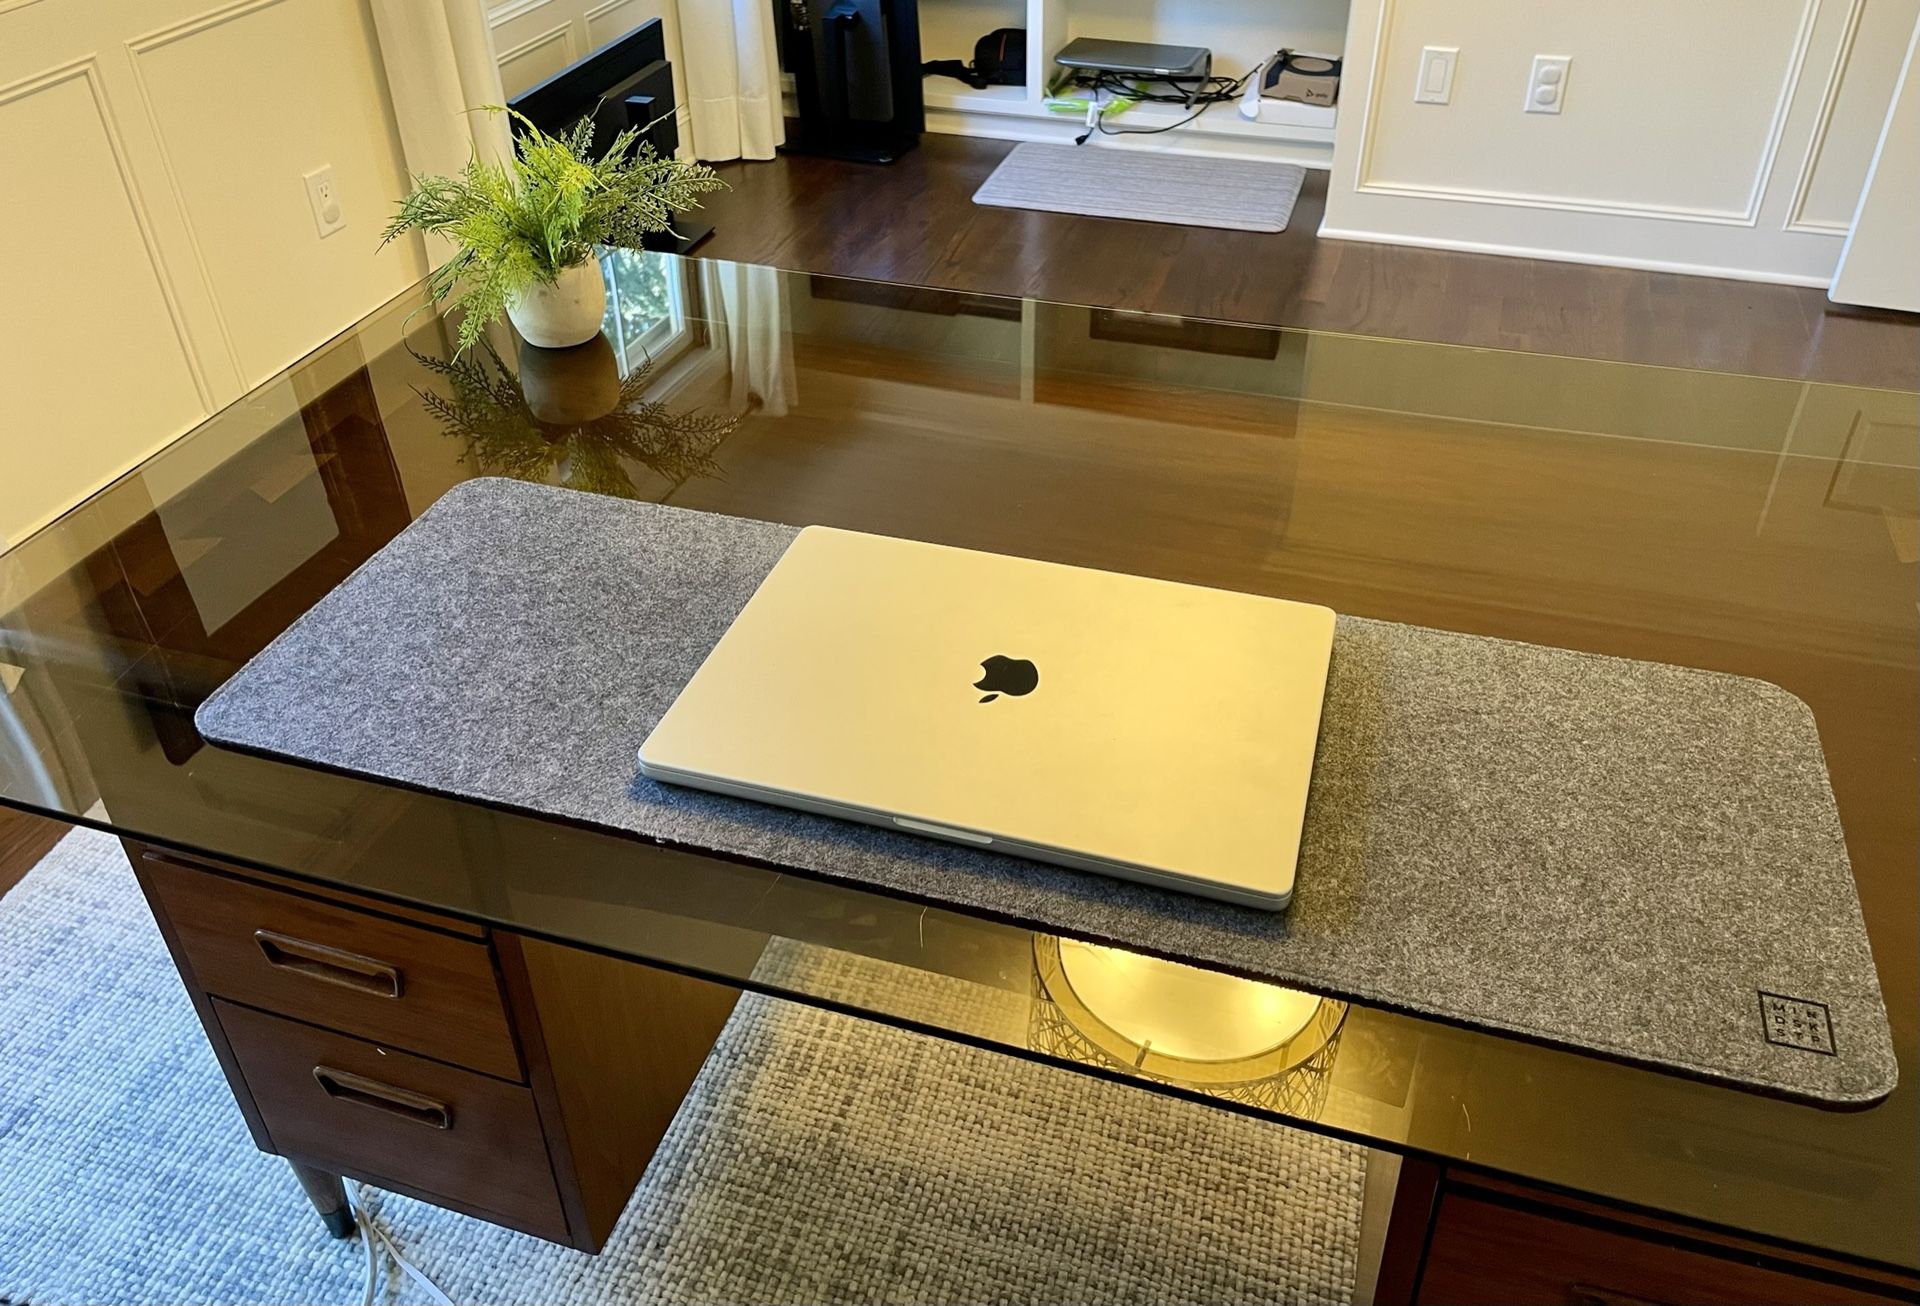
{"left": 1031, "top": 937, "right": 1347, "bottom": 1118}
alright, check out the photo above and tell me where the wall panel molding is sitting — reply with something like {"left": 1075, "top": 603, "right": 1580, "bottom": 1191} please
{"left": 583, "top": 0, "right": 640, "bottom": 37}
{"left": 488, "top": 0, "right": 685, "bottom": 117}
{"left": 0, "top": 54, "right": 214, "bottom": 409}
{"left": 123, "top": 0, "right": 303, "bottom": 392}
{"left": 489, "top": 0, "right": 555, "bottom": 28}
{"left": 126, "top": 0, "right": 289, "bottom": 52}
{"left": 1741, "top": 0, "right": 1824, "bottom": 221}
{"left": 1784, "top": 0, "right": 1869, "bottom": 233}
{"left": 497, "top": 23, "right": 575, "bottom": 71}
{"left": 586, "top": 0, "right": 654, "bottom": 52}
{"left": 1354, "top": 0, "right": 1824, "bottom": 227}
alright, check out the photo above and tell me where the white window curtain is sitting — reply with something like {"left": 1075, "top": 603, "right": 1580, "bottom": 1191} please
{"left": 683, "top": 0, "right": 786, "bottom": 162}
{"left": 701, "top": 261, "right": 795, "bottom": 415}
{"left": 367, "top": 0, "right": 514, "bottom": 266}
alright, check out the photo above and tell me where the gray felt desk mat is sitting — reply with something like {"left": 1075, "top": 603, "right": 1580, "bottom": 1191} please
{"left": 197, "top": 479, "right": 1896, "bottom": 1106}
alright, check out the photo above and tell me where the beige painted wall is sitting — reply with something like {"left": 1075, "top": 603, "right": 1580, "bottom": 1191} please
{"left": 0, "top": 0, "right": 429, "bottom": 547}
{"left": 0, "top": 0, "right": 691, "bottom": 549}
{"left": 1322, "top": 0, "right": 1920, "bottom": 284}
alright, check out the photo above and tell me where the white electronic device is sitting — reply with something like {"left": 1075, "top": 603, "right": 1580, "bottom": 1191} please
{"left": 1239, "top": 68, "right": 1264, "bottom": 119}
{"left": 1242, "top": 49, "right": 1343, "bottom": 118}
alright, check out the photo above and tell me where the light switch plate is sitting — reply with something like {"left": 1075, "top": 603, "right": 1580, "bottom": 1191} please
{"left": 1415, "top": 46, "right": 1458, "bottom": 104}
{"left": 1525, "top": 54, "right": 1570, "bottom": 114}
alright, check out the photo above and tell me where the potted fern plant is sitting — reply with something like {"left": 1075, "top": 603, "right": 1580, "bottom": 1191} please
{"left": 381, "top": 109, "right": 723, "bottom": 352}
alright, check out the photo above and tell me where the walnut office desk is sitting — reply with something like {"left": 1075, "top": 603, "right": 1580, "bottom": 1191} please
{"left": 1, "top": 252, "right": 1915, "bottom": 1303}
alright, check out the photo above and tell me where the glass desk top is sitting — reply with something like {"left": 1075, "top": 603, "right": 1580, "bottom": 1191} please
{"left": 1, "top": 249, "right": 1914, "bottom": 1273}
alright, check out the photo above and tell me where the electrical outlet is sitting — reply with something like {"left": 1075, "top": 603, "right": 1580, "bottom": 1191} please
{"left": 1414, "top": 46, "right": 1458, "bottom": 104}
{"left": 1525, "top": 55, "right": 1570, "bottom": 114}
{"left": 303, "top": 165, "right": 345, "bottom": 238}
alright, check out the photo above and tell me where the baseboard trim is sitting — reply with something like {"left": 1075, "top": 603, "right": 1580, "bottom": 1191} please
{"left": 1313, "top": 223, "right": 1838, "bottom": 288}
{"left": 924, "top": 108, "right": 1337, "bottom": 169}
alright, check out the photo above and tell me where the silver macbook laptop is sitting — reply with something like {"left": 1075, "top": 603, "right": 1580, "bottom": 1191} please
{"left": 638, "top": 527, "right": 1335, "bottom": 909}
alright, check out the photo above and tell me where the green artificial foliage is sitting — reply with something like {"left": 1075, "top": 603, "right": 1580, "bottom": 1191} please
{"left": 380, "top": 108, "right": 723, "bottom": 355}
{"left": 411, "top": 338, "right": 735, "bottom": 499}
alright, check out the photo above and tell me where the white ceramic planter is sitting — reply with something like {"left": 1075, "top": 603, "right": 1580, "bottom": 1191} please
{"left": 507, "top": 259, "right": 607, "bottom": 349}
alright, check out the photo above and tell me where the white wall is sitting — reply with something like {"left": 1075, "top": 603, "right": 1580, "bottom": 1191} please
{"left": 1321, "top": 0, "right": 1920, "bottom": 285}
{"left": 1831, "top": 19, "right": 1920, "bottom": 307}
{"left": 0, "top": 0, "right": 429, "bottom": 547}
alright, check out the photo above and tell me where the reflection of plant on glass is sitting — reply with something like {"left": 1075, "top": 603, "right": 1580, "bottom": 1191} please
{"left": 413, "top": 338, "right": 734, "bottom": 500}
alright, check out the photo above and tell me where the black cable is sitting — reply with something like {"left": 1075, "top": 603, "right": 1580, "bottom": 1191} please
{"left": 1064, "top": 68, "right": 1248, "bottom": 141}
{"left": 1073, "top": 68, "right": 1250, "bottom": 107}
{"left": 1093, "top": 102, "right": 1214, "bottom": 136}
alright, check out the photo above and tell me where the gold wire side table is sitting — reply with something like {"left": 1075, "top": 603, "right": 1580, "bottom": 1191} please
{"left": 1030, "top": 935, "right": 1348, "bottom": 1119}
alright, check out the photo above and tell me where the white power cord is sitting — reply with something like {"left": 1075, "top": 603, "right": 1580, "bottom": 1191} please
{"left": 347, "top": 1183, "right": 456, "bottom": 1306}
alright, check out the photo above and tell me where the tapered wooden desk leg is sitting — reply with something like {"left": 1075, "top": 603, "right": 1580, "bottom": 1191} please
{"left": 288, "top": 1159, "right": 356, "bottom": 1239}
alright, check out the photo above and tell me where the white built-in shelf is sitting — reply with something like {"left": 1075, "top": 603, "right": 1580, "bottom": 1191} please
{"left": 1245, "top": 97, "right": 1339, "bottom": 133}
{"left": 1107, "top": 96, "right": 1337, "bottom": 136}
{"left": 917, "top": 0, "right": 1349, "bottom": 162}
{"left": 921, "top": 81, "right": 1032, "bottom": 115}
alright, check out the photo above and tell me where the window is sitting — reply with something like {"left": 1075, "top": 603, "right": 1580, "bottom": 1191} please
{"left": 599, "top": 248, "right": 689, "bottom": 372}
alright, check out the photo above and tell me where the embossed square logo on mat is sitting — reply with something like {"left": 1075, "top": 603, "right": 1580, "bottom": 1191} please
{"left": 1759, "top": 992, "right": 1836, "bottom": 1055}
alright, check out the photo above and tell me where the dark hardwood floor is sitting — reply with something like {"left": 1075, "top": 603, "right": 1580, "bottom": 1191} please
{"left": 697, "top": 135, "right": 1918, "bottom": 391}
{"left": 0, "top": 806, "right": 67, "bottom": 898}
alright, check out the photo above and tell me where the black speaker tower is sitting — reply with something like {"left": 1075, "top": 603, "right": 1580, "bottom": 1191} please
{"left": 778, "top": 0, "right": 923, "bottom": 163}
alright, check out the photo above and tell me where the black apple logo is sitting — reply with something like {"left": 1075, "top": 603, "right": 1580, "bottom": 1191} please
{"left": 975, "top": 655, "right": 1038, "bottom": 703}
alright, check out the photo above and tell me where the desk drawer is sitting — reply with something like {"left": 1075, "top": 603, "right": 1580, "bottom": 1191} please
{"left": 1417, "top": 1190, "right": 1906, "bottom": 1306}
{"left": 215, "top": 1000, "right": 569, "bottom": 1243}
{"left": 138, "top": 847, "right": 521, "bottom": 1081}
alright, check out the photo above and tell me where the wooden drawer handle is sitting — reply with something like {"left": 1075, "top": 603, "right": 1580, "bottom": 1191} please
{"left": 255, "top": 929, "right": 403, "bottom": 999}
{"left": 312, "top": 1065, "right": 453, "bottom": 1130}
{"left": 1568, "top": 1290, "right": 1673, "bottom": 1306}
{"left": 140, "top": 847, "right": 243, "bottom": 878}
